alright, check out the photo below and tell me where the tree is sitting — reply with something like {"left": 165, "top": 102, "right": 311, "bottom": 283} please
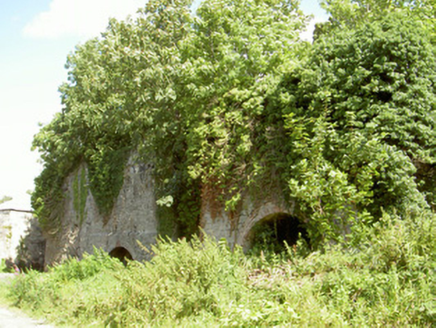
{"left": 32, "top": 0, "right": 196, "bottom": 231}
{"left": 316, "top": 0, "right": 436, "bottom": 40}
{"left": 276, "top": 13, "right": 436, "bottom": 245}
{"left": 32, "top": 0, "right": 309, "bottom": 236}
{"left": 180, "top": 0, "right": 309, "bottom": 210}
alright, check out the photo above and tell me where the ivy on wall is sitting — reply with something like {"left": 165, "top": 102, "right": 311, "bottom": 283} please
{"left": 32, "top": 0, "right": 309, "bottom": 238}
{"left": 72, "top": 167, "right": 88, "bottom": 224}
{"left": 32, "top": 0, "right": 436, "bottom": 246}
{"left": 276, "top": 13, "right": 436, "bottom": 246}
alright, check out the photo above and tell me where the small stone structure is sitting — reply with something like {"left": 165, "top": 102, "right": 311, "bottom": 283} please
{"left": 43, "top": 155, "right": 301, "bottom": 266}
{"left": 0, "top": 209, "right": 45, "bottom": 270}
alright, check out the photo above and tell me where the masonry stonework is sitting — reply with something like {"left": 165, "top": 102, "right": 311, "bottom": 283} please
{"left": 44, "top": 157, "right": 158, "bottom": 266}
{"left": 201, "top": 196, "right": 293, "bottom": 250}
{"left": 0, "top": 209, "right": 45, "bottom": 269}
{"left": 44, "top": 155, "right": 295, "bottom": 266}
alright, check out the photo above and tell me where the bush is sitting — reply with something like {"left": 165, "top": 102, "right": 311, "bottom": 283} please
{"left": 276, "top": 13, "right": 436, "bottom": 246}
{"left": 103, "top": 235, "right": 247, "bottom": 326}
{"left": 4, "top": 219, "right": 436, "bottom": 327}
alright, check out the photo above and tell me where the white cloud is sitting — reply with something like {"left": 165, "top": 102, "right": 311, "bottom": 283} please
{"left": 23, "top": 0, "right": 145, "bottom": 39}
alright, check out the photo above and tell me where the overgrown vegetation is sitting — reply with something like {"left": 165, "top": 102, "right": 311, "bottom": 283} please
{"left": 31, "top": 0, "right": 436, "bottom": 243}
{"left": 3, "top": 215, "right": 436, "bottom": 326}
{"left": 278, "top": 13, "right": 436, "bottom": 247}
{"left": 72, "top": 167, "right": 88, "bottom": 224}
{"left": 23, "top": 0, "right": 436, "bottom": 325}
{"left": 31, "top": 0, "right": 310, "bottom": 236}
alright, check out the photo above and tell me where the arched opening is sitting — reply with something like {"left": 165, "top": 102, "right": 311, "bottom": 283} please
{"left": 109, "top": 247, "right": 133, "bottom": 265}
{"left": 247, "top": 213, "right": 309, "bottom": 254}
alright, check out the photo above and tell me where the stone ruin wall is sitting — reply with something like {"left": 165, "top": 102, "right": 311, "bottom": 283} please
{"left": 0, "top": 210, "right": 31, "bottom": 260}
{"left": 200, "top": 194, "right": 293, "bottom": 251}
{"left": 44, "top": 157, "right": 158, "bottom": 266}
{"left": 44, "top": 155, "right": 294, "bottom": 266}
{"left": 0, "top": 209, "right": 45, "bottom": 270}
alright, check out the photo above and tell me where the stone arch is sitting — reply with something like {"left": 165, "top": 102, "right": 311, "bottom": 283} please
{"left": 245, "top": 212, "right": 308, "bottom": 253}
{"left": 109, "top": 246, "right": 133, "bottom": 265}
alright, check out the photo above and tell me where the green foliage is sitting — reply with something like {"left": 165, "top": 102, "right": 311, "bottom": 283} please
{"left": 8, "top": 248, "right": 122, "bottom": 312}
{"left": 32, "top": 0, "right": 309, "bottom": 237}
{"left": 31, "top": 113, "right": 85, "bottom": 231}
{"left": 10, "top": 4, "right": 436, "bottom": 326}
{"left": 87, "top": 147, "right": 130, "bottom": 218}
{"left": 108, "top": 235, "right": 246, "bottom": 325}
{"left": 318, "top": 0, "right": 436, "bottom": 39}
{"left": 0, "top": 259, "right": 6, "bottom": 273}
{"left": 47, "top": 248, "right": 122, "bottom": 281}
{"left": 0, "top": 259, "right": 13, "bottom": 273}
{"left": 321, "top": 0, "right": 411, "bottom": 27}
{"left": 72, "top": 167, "right": 88, "bottom": 223}
{"left": 32, "top": 0, "right": 436, "bottom": 249}
{"left": 274, "top": 13, "right": 436, "bottom": 244}
{"left": 182, "top": 0, "right": 308, "bottom": 206}
{"left": 4, "top": 216, "right": 436, "bottom": 326}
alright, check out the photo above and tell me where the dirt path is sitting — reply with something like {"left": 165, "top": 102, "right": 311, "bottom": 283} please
{"left": 0, "top": 274, "right": 54, "bottom": 328}
{"left": 0, "top": 306, "right": 54, "bottom": 328}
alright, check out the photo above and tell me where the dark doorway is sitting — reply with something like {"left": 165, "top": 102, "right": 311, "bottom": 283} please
{"left": 248, "top": 213, "right": 309, "bottom": 254}
{"left": 109, "top": 247, "right": 133, "bottom": 265}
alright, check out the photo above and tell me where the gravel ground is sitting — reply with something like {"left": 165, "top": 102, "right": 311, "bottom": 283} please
{"left": 0, "top": 307, "right": 54, "bottom": 328}
{"left": 0, "top": 273, "right": 55, "bottom": 328}
{"left": 0, "top": 273, "right": 15, "bottom": 283}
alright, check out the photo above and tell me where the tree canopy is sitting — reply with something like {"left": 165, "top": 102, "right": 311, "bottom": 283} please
{"left": 32, "top": 0, "right": 309, "bottom": 235}
{"left": 32, "top": 0, "right": 436, "bottom": 246}
{"left": 277, "top": 13, "right": 436, "bottom": 245}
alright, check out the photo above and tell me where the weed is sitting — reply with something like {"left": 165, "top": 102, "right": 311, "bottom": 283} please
{"left": 4, "top": 214, "right": 436, "bottom": 326}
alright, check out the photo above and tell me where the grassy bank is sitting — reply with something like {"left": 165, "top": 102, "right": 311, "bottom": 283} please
{"left": 1, "top": 213, "right": 436, "bottom": 327}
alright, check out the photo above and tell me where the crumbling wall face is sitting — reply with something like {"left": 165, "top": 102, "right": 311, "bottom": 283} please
{"left": 15, "top": 217, "right": 46, "bottom": 271}
{"left": 43, "top": 154, "right": 295, "bottom": 266}
{"left": 44, "top": 158, "right": 158, "bottom": 266}
{"left": 200, "top": 192, "right": 294, "bottom": 250}
{"left": 0, "top": 210, "right": 45, "bottom": 269}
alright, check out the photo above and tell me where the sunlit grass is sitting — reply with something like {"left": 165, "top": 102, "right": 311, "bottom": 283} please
{"left": 3, "top": 212, "right": 436, "bottom": 327}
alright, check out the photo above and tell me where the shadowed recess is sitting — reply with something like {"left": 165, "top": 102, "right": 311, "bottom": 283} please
{"left": 109, "top": 247, "right": 133, "bottom": 265}
{"left": 248, "top": 213, "right": 309, "bottom": 253}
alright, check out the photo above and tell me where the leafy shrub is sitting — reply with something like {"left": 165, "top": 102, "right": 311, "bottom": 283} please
{"left": 103, "top": 235, "right": 247, "bottom": 326}
{"left": 8, "top": 248, "right": 122, "bottom": 310}
{"left": 4, "top": 221, "right": 436, "bottom": 327}
{"left": 0, "top": 259, "right": 12, "bottom": 273}
{"left": 48, "top": 248, "right": 123, "bottom": 281}
{"left": 276, "top": 12, "right": 436, "bottom": 245}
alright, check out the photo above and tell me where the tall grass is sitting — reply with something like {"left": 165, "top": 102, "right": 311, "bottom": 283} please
{"left": 2, "top": 212, "right": 436, "bottom": 327}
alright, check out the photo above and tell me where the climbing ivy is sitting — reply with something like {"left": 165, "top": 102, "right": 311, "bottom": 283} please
{"left": 180, "top": 0, "right": 309, "bottom": 212}
{"left": 72, "top": 167, "right": 88, "bottom": 224}
{"left": 32, "top": 0, "right": 309, "bottom": 238}
{"left": 275, "top": 13, "right": 436, "bottom": 246}
{"left": 32, "top": 2, "right": 436, "bottom": 246}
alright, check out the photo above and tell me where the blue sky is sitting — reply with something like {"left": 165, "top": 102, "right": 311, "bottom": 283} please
{"left": 0, "top": 0, "right": 327, "bottom": 210}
